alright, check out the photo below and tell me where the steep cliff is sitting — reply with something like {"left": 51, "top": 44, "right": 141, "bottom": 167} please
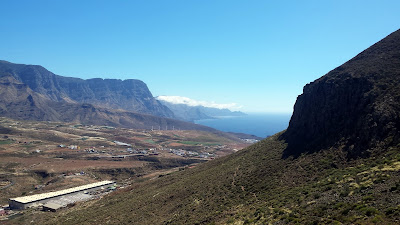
{"left": 0, "top": 61, "right": 174, "bottom": 118}
{"left": 0, "top": 75, "right": 212, "bottom": 131}
{"left": 281, "top": 29, "right": 400, "bottom": 158}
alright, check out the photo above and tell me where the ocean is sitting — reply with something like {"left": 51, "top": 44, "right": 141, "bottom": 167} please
{"left": 194, "top": 113, "right": 291, "bottom": 138}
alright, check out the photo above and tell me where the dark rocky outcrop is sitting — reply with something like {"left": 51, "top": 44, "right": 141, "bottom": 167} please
{"left": 0, "top": 60, "right": 174, "bottom": 118}
{"left": 281, "top": 29, "right": 400, "bottom": 158}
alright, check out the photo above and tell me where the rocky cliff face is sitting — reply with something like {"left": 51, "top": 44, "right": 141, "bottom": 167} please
{"left": 281, "top": 29, "right": 400, "bottom": 158}
{"left": 0, "top": 61, "right": 174, "bottom": 118}
{"left": 0, "top": 75, "right": 212, "bottom": 131}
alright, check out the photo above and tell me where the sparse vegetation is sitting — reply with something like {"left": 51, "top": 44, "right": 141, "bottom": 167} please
{"left": 5, "top": 133, "right": 396, "bottom": 224}
{"left": 0, "top": 117, "right": 249, "bottom": 209}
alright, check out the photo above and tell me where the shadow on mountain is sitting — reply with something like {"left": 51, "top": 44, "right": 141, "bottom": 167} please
{"left": 280, "top": 29, "right": 400, "bottom": 159}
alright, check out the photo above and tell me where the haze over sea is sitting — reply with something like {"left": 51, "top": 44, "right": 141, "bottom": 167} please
{"left": 195, "top": 113, "right": 291, "bottom": 138}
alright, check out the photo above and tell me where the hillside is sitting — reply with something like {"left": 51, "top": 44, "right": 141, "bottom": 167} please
{"left": 8, "top": 29, "right": 400, "bottom": 224}
{"left": 0, "top": 60, "right": 174, "bottom": 118}
{"left": 17, "top": 134, "right": 400, "bottom": 224}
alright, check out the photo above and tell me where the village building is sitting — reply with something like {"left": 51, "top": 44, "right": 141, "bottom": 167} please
{"left": 42, "top": 202, "right": 63, "bottom": 212}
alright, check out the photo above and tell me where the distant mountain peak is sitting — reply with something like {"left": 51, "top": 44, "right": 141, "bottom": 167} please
{"left": 156, "top": 95, "right": 246, "bottom": 122}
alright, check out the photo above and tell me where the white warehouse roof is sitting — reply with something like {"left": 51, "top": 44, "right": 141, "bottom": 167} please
{"left": 10, "top": 180, "right": 115, "bottom": 204}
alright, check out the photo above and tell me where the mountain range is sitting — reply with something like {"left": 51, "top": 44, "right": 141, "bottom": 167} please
{"left": 25, "top": 29, "right": 400, "bottom": 224}
{"left": 156, "top": 96, "right": 246, "bottom": 122}
{"left": 0, "top": 60, "right": 174, "bottom": 117}
{"left": 0, "top": 60, "right": 215, "bottom": 131}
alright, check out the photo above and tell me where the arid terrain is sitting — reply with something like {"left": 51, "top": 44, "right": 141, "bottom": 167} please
{"left": 0, "top": 117, "right": 252, "bottom": 206}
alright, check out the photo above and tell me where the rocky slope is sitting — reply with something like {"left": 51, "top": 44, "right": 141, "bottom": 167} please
{"left": 281, "top": 29, "right": 400, "bottom": 158}
{"left": 0, "top": 60, "right": 174, "bottom": 118}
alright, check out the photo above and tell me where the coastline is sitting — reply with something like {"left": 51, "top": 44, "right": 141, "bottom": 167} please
{"left": 194, "top": 113, "right": 291, "bottom": 138}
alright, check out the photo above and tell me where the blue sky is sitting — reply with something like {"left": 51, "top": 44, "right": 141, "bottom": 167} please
{"left": 1, "top": 0, "right": 399, "bottom": 113}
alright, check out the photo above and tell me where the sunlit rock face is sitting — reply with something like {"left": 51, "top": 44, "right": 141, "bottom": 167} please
{"left": 0, "top": 60, "right": 174, "bottom": 118}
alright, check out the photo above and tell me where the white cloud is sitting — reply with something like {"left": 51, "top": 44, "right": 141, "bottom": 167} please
{"left": 156, "top": 95, "right": 242, "bottom": 111}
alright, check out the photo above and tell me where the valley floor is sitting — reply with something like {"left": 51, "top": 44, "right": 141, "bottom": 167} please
{"left": 7, "top": 133, "right": 400, "bottom": 224}
{"left": 0, "top": 117, "right": 250, "bottom": 221}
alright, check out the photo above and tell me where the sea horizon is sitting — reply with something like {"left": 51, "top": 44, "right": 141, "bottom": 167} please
{"left": 194, "top": 112, "right": 292, "bottom": 138}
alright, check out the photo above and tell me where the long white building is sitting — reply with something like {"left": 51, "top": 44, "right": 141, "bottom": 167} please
{"left": 9, "top": 180, "right": 115, "bottom": 210}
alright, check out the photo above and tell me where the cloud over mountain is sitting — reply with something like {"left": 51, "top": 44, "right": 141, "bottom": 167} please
{"left": 156, "top": 95, "right": 242, "bottom": 111}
